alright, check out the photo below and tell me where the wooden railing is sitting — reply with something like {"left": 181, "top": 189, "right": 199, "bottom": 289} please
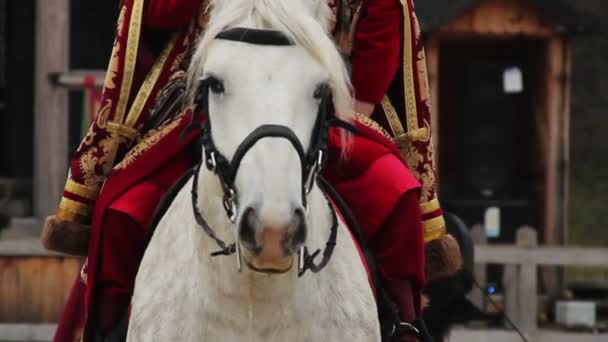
{"left": 2, "top": 229, "right": 607, "bottom": 341}
{"left": 0, "top": 239, "right": 80, "bottom": 341}
{"left": 49, "top": 70, "right": 105, "bottom": 90}
{"left": 464, "top": 225, "right": 608, "bottom": 341}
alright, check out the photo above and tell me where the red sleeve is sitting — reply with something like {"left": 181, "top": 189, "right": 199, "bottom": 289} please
{"left": 96, "top": 210, "right": 150, "bottom": 331}
{"left": 93, "top": 147, "right": 193, "bottom": 331}
{"left": 145, "top": 0, "right": 201, "bottom": 29}
{"left": 328, "top": 147, "right": 424, "bottom": 286}
{"left": 351, "top": 0, "right": 403, "bottom": 104}
{"left": 370, "top": 189, "right": 425, "bottom": 288}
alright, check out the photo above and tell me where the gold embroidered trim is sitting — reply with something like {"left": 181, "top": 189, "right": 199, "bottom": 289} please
{"left": 423, "top": 215, "right": 447, "bottom": 243}
{"left": 421, "top": 198, "right": 440, "bottom": 215}
{"left": 56, "top": 207, "right": 87, "bottom": 224}
{"left": 107, "top": 122, "right": 138, "bottom": 140}
{"left": 56, "top": 198, "right": 92, "bottom": 223}
{"left": 394, "top": 127, "right": 429, "bottom": 148}
{"left": 354, "top": 112, "right": 392, "bottom": 139}
{"left": 58, "top": 197, "right": 93, "bottom": 217}
{"left": 65, "top": 180, "right": 99, "bottom": 200}
{"left": 400, "top": 0, "right": 418, "bottom": 132}
{"left": 114, "top": 114, "right": 185, "bottom": 171}
{"left": 125, "top": 34, "right": 179, "bottom": 128}
{"left": 403, "top": 120, "right": 435, "bottom": 203}
{"left": 380, "top": 96, "right": 405, "bottom": 138}
{"left": 114, "top": 0, "right": 144, "bottom": 124}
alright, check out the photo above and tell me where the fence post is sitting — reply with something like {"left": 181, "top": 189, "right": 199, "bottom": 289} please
{"left": 470, "top": 224, "right": 487, "bottom": 309}
{"left": 503, "top": 263, "right": 519, "bottom": 328}
{"left": 34, "top": 0, "right": 70, "bottom": 218}
{"left": 517, "top": 226, "right": 538, "bottom": 336}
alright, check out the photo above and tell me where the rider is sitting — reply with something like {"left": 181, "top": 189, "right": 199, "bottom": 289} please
{"left": 44, "top": 1, "right": 460, "bottom": 341}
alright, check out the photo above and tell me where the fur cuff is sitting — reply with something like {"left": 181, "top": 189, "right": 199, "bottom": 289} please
{"left": 41, "top": 215, "right": 90, "bottom": 256}
{"left": 425, "top": 234, "right": 462, "bottom": 283}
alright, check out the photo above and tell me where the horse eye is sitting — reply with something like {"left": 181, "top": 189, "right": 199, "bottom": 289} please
{"left": 202, "top": 76, "right": 225, "bottom": 94}
{"left": 313, "top": 83, "right": 330, "bottom": 99}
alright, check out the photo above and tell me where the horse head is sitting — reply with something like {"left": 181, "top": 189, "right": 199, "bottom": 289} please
{"left": 187, "top": 0, "right": 353, "bottom": 274}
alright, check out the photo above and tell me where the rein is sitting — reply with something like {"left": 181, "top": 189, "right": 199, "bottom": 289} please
{"left": 184, "top": 27, "right": 357, "bottom": 276}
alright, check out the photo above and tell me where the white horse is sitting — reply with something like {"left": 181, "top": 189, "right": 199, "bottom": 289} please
{"left": 127, "top": 1, "right": 380, "bottom": 341}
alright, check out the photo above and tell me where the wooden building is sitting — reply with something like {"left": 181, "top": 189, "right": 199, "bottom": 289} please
{"left": 0, "top": 0, "right": 590, "bottom": 241}
{"left": 0, "top": 0, "right": 600, "bottom": 337}
{"left": 0, "top": 0, "right": 116, "bottom": 329}
{"left": 415, "top": 0, "right": 588, "bottom": 248}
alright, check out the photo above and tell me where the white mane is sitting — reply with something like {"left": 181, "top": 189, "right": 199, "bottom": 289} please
{"left": 188, "top": 0, "right": 353, "bottom": 122}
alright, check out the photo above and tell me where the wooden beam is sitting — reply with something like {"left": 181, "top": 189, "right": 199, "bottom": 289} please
{"left": 544, "top": 38, "right": 569, "bottom": 246}
{"left": 450, "top": 328, "right": 608, "bottom": 342}
{"left": 0, "top": 239, "right": 71, "bottom": 257}
{"left": 543, "top": 38, "right": 558, "bottom": 245}
{"left": 0, "top": 324, "right": 56, "bottom": 342}
{"left": 439, "top": 0, "right": 557, "bottom": 38}
{"left": 503, "top": 264, "right": 518, "bottom": 328}
{"left": 469, "top": 225, "right": 487, "bottom": 309}
{"left": 50, "top": 69, "right": 105, "bottom": 90}
{"left": 517, "top": 227, "right": 538, "bottom": 335}
{"left": 542, "top": 37, "right": 570, "bottom": 294}
{"left": 560, "top": 43, "right": 572, "bottom": 245}
{"left": 475, "top": 245, "right": 608, "bottom": 266}
{"left": 33, "top": 0, "right": 70, "bottom": 218}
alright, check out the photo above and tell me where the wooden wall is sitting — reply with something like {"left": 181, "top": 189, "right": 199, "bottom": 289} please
{"left": 439, "top": 0, "right": 557, "bottom": 38}
{"left": 0, "top": 256, "right": 80, "bottom": 323}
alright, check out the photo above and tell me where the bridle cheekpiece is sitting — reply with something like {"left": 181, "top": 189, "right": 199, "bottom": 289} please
{"left": 184, "top": 27, "right": 356, "bottom": 276}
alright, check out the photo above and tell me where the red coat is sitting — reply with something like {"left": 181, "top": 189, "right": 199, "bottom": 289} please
{"left": 351, "top": 0, "right": 403, "bottom": 104}
{"left": 54, "top": 1, "right": 424, "bottom": 340}
{"left": 78, "top": 115, "right": 423, "bottom": 333}
{"left": 142, "top": 0, "right": 404, "bottom": 106}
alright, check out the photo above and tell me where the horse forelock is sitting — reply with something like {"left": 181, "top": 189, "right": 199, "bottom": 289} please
{"left": 187, "top": 0, "right": 354, "bottom": 130}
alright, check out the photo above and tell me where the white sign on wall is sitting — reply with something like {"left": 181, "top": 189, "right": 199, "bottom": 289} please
{"left": 485, "top": 206, "right": 501, "bottom": 238}
{"left": 503, "top": 66, "right": 524, "bottom": 94}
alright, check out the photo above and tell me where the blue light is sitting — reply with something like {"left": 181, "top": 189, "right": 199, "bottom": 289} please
{"left": 487, "top": 286, "right": 496, "bottom": 294}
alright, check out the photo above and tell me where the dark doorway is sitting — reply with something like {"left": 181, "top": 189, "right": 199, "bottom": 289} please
{"left": 438, "top": 38, "right": 546, "bottom": 242}
{"left": 0, "top": 0, "right": 5, "bottom": 118}
{"left": 438, "top": 38, "right": 548, "bottom": 294}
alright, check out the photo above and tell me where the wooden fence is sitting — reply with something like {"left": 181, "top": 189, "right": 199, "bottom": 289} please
{"left": 0, "top": 239, "right": 81, "bottom": 335}
{"left": 462, "top": 225, "right": 608, "bottom": 341}
{"left": 1, "top": 228, "right": 608, "bottom": 341}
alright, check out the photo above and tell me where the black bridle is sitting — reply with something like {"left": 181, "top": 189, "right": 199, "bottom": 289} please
{"left": 184, "top": 27, "right": 356, "bottom": 276}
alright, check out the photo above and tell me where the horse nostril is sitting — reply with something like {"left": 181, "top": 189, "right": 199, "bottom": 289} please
{"left": 238, "top": 207, "right": 259, "bottom": 250}
{"left": 290, "top": 208, "right": 307, "bottom": 247}
{"left": 239, "top": 206, "right": 306, "bottom": 256}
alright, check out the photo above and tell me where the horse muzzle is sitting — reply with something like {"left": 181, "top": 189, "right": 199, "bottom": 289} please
{"left": 238, "top": 206, "right": 306, "bottom": 273}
